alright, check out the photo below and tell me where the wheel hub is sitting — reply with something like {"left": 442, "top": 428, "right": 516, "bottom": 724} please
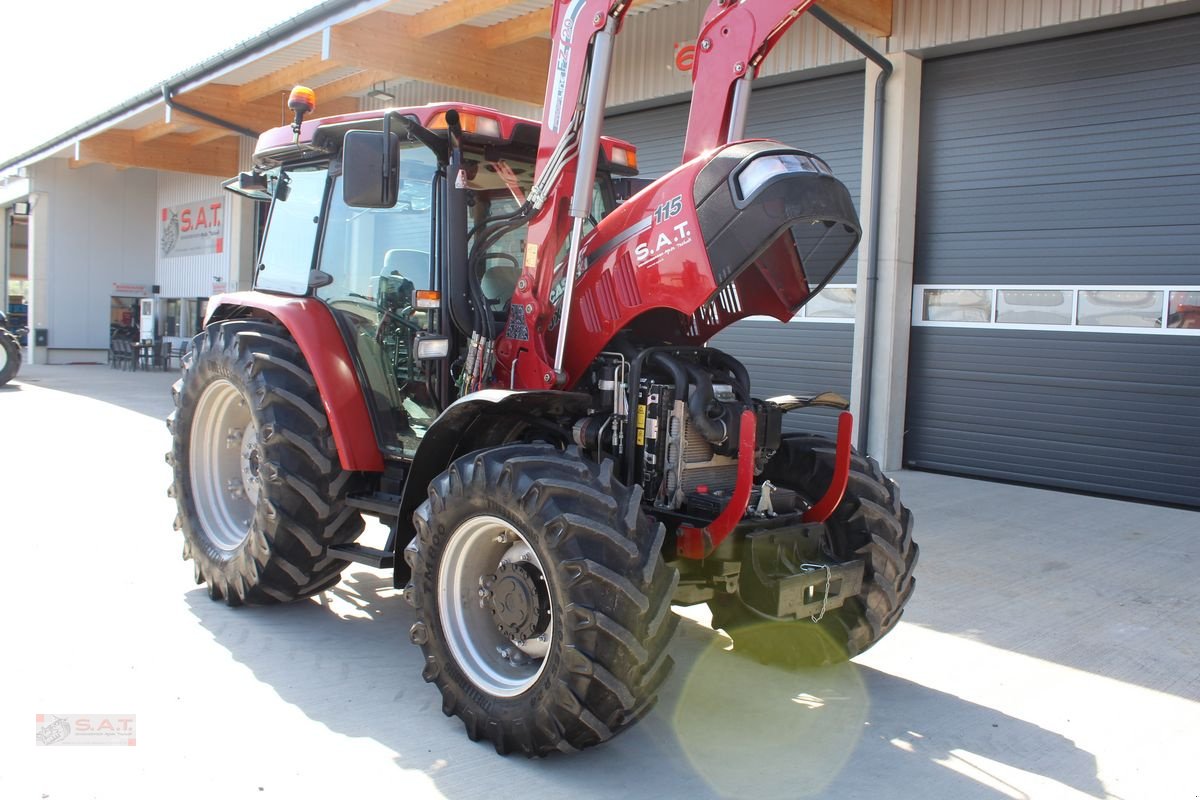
{"left": 190, "top": 379, "right": 257, "bottom": 551}
{"left": 487, "top": 561, "right": 549, "bottom": 642}
{"left": 438, "top": 516, "right": 554, "bottom": 697}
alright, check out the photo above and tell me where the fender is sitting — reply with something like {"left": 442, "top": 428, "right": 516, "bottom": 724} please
{"left": 205, "top": 291, "right": 385, "bottom": 473}
{"left": 392, "top": 389, "right": 592, "bottom": 582}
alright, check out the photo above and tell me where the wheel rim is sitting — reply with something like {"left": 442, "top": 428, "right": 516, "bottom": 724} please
{"left": 190, "top": 379, "right": 259, "bottom": 551}
{"left": 438, "top": 515, "right": 553, "bottom": 697}
{"left": 0, "top": 339, "right": 8, "bottom": 373}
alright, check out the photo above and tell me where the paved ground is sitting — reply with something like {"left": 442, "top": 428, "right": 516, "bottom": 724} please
{"left": 2, "top": 364, "right": 1197, "bottom": 800}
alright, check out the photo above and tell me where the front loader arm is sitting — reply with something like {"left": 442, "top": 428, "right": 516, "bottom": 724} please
{"left": 499, "top": 0, "right": 633, "bottom": 391}
{"left": 682, "top": 0, "right": 819, "bottom": 160}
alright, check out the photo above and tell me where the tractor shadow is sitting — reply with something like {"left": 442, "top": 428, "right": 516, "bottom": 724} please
{"left": 187, "top": 570, "right": 1107, "bottom": 800}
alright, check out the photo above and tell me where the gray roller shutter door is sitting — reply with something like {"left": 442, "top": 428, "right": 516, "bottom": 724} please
{"left": 605, "top": 71, "right": 865, "bottom": 437}
{"left": 907, "top": 15, "right": 1200, "bottom": 507}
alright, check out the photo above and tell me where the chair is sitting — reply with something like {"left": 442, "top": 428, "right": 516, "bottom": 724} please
{"left": 164, "top": 341, "right": 189, "bottom": 370}
{"left": 112, "top": 339, "right": 133, "bottom": 371}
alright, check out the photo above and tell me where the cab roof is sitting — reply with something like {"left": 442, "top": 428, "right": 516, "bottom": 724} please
{"left": 254, "top": 102, "right": 638, "bottom": 175}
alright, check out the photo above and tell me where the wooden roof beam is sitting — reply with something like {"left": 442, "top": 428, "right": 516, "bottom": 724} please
{"left": 407, "top": 0, "right": 520, "bottom": 38}
{"left": 482, "top": 7, "right": 552, "bottom": 49}
{"left": 71, "top": 131, "right": 240, "bottom": 177}
{"left": 817, "top": 0, "right": 892, "bottom": 38}
{"left": 238, "top": 53, "right": 345, "bottom": 103}
{"left": 329, "top": 14, "right": 549, "bottom": 105}
{"left": 183, "top": 95, "right": 359, "bottom": 149}
{"left": 180, "top": 84, "right": 288, "bottom": 134}
{"left": 185, "top": 128, "right": 236, "bottom": 147}
{"left": 134, "top": 119, "right": 187, "bottom": 144}
{"left": 313, "top": 68, "right": 393, "bottom": 102}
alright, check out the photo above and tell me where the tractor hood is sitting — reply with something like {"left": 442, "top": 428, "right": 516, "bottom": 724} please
{"left": 556, "top": 140, "right": 861, "bottom": 383}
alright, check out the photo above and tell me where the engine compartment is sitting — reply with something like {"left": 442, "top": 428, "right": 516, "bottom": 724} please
{"left": 573, "top": 345, "right": 804, "bottom": 526}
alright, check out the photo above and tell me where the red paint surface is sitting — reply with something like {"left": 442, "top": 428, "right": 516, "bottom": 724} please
{"left": 677, "top": 409, "right": 757, "bottom": 559}
{"left": 500, "top": 143, "right": 813, "bottom": 389}
{"left": 803, "top": 411, "right": 853, "bottom": 523}
{"left": 205, "top": 291, "right": 385, "bottom": 473}
{"left": 682, "top": 0, "right": 819, "bottom": 161}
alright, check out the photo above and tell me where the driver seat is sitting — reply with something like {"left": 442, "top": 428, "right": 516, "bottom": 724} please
{"left": 383, "top": 249, "right": 428, "bottom": 287}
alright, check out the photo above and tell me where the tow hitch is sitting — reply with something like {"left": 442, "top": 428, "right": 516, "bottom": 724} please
{"left": 738, "top": 525, "right": 864, "bottom": 620}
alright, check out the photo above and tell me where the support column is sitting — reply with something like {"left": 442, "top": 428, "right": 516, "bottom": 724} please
{"left": 27, "top": 189, "right": 50, "bottom": 365}
{"left": 849, "top": 52, "right": 922, "bottom": 472}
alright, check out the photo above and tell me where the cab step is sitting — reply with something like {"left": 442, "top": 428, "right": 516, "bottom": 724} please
{"left": 345, "top": 492, "right": 402, "bottom": 517}
{"left": 328, "top": 542, "right": 394, "bottom": 569}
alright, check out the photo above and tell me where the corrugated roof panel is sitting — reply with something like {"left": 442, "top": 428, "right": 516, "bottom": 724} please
{"left": 381, "top": 0, "right": 451, "bottom": 14}
{"left": 112, "top": 107, "right": 173, "bottom": 131}
{"left": 211, "top": 35, "right": 324, "bottom": 87}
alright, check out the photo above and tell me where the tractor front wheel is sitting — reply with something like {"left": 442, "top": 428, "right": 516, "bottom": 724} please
{"left": 166, "top": 320, "right": 364, "bottom": 606}
{"left": 408, "top": 444, "right": 679, "bottom": 756}
{"left": 0, "top": 328, "right": 20, "bottom": 387}
{"left": 709, "top": 434, "right": 918, "bottom": 666}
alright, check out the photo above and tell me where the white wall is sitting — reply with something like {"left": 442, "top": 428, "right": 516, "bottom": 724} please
{"left": 29, "top": 159, "right": 156, "bottom": 353}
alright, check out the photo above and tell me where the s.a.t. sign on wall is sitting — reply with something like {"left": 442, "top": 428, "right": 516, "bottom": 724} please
{"left": 160, "top": 197, "right": 224, "bottom": 258}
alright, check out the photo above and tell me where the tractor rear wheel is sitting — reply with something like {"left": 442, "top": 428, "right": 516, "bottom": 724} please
{"left": 709, "top": 434, "right": 918, "bottom": 666}
{"left": 408, "top": 444, "right": 679, "bottom": 756}
{"left": 0, "top": 328, "right": 20, "bottom": 387}
{"left": 166, "top": 320, "right": 364, "bottom": 606}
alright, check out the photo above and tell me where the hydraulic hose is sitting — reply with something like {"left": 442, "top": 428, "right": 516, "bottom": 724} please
{"left": 683, "top": 363, "right": 729, "bottom": 447}
{"left": 700, "top": 348, "right": 751, "bottom": 404}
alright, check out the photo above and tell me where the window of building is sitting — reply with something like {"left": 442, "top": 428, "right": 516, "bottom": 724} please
{"left": 913, "top": 285, "right": 1200, "bottom": 335}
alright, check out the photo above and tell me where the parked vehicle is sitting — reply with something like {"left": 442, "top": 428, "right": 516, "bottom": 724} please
{"left": 0, "top": 310, "right": 23, "bottom": 387}
{"left": 168, "top": 0, "right": 917, "bottom": 756}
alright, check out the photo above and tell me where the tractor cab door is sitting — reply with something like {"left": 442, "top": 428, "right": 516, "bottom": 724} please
{"left": 316, "top": 145, "right": 442, "bottom": 458}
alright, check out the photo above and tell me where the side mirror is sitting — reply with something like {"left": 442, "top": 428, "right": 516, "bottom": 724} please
{"left": 343, "top": 129, "right": 400, "bottom": 208}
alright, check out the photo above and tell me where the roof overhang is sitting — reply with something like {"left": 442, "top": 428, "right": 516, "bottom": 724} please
{"left": 1, "top": 0, "right": 892, "bottom": 179}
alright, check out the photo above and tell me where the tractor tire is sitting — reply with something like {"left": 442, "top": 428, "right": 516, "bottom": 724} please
{"left": 709, "top": 434, "right": 918, "bottom": 667}
{"left": 0, "top": 328, "right": 20, "bottom": 387}
{"left": 166, "top": 320, "right": 365, "bottom": 606}
{"left": 408, "top": 444, "right": 679, "bottom": 756}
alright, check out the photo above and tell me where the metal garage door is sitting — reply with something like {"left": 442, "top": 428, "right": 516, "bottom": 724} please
{"left": 605, "top": 71, "right": 865, "bottom": 436}
{"left": 907, "top": 15, "right": 1200, "bottom": 507}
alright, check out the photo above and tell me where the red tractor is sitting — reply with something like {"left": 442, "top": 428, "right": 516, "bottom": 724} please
{"left": 168, "top": 0, "right": 917, "bottom": 755}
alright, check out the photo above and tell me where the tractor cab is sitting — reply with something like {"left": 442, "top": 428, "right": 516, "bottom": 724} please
{"left": 225, "top": 100, "right": 638, "bottom": 459}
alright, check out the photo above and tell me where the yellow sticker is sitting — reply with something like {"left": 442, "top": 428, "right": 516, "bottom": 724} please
{"left": 636, "top": 404, "right": 646, "bottom": 446}
{"left": 524, "top": 243, "right": 539, "bottom": 270}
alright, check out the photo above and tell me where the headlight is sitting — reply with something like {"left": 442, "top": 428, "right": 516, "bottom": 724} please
{"left": 415, "top": 334, "right": 450, "bottom": 360}
{"left": 735, "top": 153, "right": 831, "bottom": 200}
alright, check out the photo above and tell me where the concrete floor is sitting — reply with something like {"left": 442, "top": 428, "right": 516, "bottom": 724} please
{"left": 2, "top": 364, "right": 1197, "bottom": 800}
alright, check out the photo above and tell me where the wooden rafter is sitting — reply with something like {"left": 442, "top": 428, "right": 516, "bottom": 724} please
{"left": 406, "top": 0, "right": 519, "bottom": 38}
{"left": 72, "top": 130, "right": 240, "bottom": 176}
{"left": 184, "top": 128, "right": 236, "bottom": 147}
{"left": 330, "top": 14, "right": 550, "bottom": 105}
{"left": 817, "top": 0, "right": 892, "bottom": 37}
{"left": 313, "top": 68, "right": 393, "bottom": 102}
{"left": 134, "top": 119, "right": 187, "bottom": 144}
{"left": 238, "top": 53, "right": 344, "bottom": 103}
{"left": 180, "top": 84, "right": 288, "bottom": 133}
{"left": 482, "top": 7, "right": 552, "bottom": 49}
